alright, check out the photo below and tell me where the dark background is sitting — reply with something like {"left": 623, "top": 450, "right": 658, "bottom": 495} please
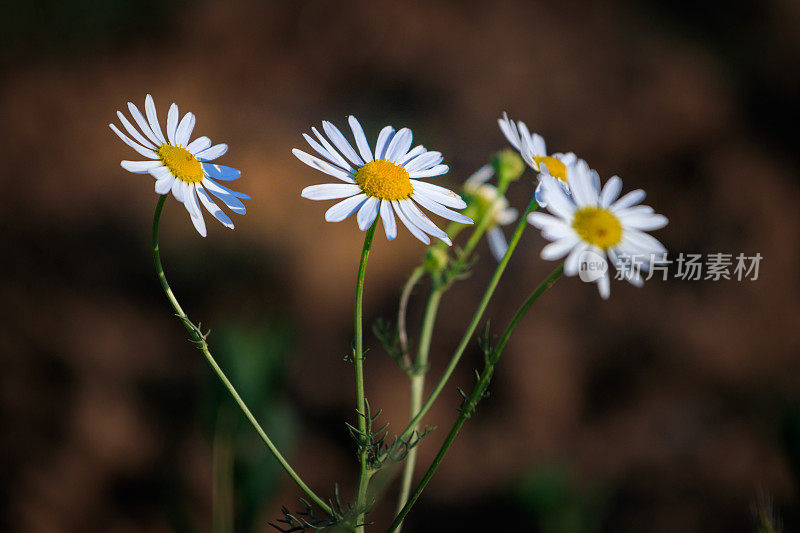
{"left": 1, "top": 0, "right": 799, "bottom": 531}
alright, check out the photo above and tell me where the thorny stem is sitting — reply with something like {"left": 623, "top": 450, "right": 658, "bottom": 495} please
{"left": 382, "top": 195, "right": 538, "bottom": 463}
{"left": 387, "top": 264, "right": 564, "bottom": 531}
{"left": 394, "top": 286, "right": 443, "bottom": 530}
{"left": 354, "top": 219, "right": 379, "bottom": 532}
{"left": 151, "top": 195, "right": 333, "bottom": 517}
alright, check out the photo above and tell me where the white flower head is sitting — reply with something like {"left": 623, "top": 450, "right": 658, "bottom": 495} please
{"left": 110, "top": 95, "right": 247, "bottom": 236}
{"left": 294, "top": 116, "right": 473, "bottom": 245}
{"left": 497, "top": 112, "right": 585, "bottom": 207}
{"left": 528, "top": 163, "right": 668, "bottom": 299}
{"left": 464, "top": 165, "right": 518, "bottom": 261}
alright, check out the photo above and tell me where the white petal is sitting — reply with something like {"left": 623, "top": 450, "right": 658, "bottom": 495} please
{"left": 380, "top": 199, "right": 397, "bottom": 240}
{"left": 620, "top": 213, "right": 668, "bottom": 231}
{"left": 391, "top": 200, "right": 430, "bottom": 245}
{"left": 301, "top": 183, "right": 361, "bottom": 200}
{"left": 622, "top": 229, "right": 666, "bottom": 255}
{"left": 357, "top": 197, "right": 380, "bottom": 230}
{"left": 404, "top": 151, "right": 442, "bottom": 173}
{"left": 155, "top": 174, "right": 175, "bottom": 194}
{"left": 410, "top": 180, "right": 466, "bottom": 209}
{"left": 348, "top": 116, "right": 374, "bottom": 162}
{"left": 144, "top": 95, "right": 167, "bottom": 144}
{"left": 611, "top": 189, "right": 646, "bottom": 211}
{"left": 187, "top": 136, "right": 212, "bottom": 155}
{"left": 196, "top": 143, "right": 228, "bottom": 162}
{"left": 541, "top": 236, "right": 579, "bottom": 260}
{"left": 202, "top": 178, "right": 247, "bottom": 214}
{"left": 599, "top": 176, "right": 622, "bottom": 207}
{"left": 149, "top": 165, "right": 173, "bottom": 181}
{"left": 185, "top": 185, "right": 207, "bottom": 237}
{"left": 410, "top": 165, "right": 449, "bottom": 179}
{"left": 411, "top": 191, "right": 473, "bottom": 224}
{"left": 385, "top": 128, "right": 413, "bottom": 163}
{"left": 597, "top": 273, "right": 611, "bottom": 299}
{"left": 116, "top": 111, "right": 157, "bottom": 149}
{"left": 171, "top": 177, "right": 185, "bottom": 202}
{"left": 309, "top": 128, "right": 353, "bottom": 171}
{"left": 564, "top": 242, "right": 589, "bottom": 276}
{"left": 568, "top": 163, "right": 599, "bottom": 206}
{"left": 121, "top": 160, "right": 162, "bottom": 174}
{"left": 196, "top": 185, "right": 234, "bottom": 229}
{"left": 127, "top": 102, "right": 161, "bottom": 146}
{"left": 498, "top": 112, "right": 522, "bottom": 151}
{"left": 292, "top": 149, "right": 356, "bottom": 182}
{"left": 202, "top": 163, "right": 241, "bottom": 182}
{"left": 175, "top": 112, "right": 196, "bottom": 147}
{"left": 374, "top": 126, "right": 396, "bottom": 160}
{"left": 325, "top": 193, "right": 367, "bottom": 222}
{"left": 166, "top": 103, "right": 179, "bottom": 145}
{"left": 398, "top": 199, "right": 451, "bottom": 245}
{"left": 487, "top": 227, "right": 508, "bottom": 262}
{"left": 540, "top": 176, "right": 575, "bottom": 220}
{"left": 323, "top": 121, "right": 364, "bottom": 166}
{"left": 109, "top": 124, "right": 158, "bottom": 159}
{"left": 398, "top": 145, "right": 426, "bottom": 166}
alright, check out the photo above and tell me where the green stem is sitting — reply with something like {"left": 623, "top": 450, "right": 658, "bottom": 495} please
{"left": 394, "top": 287, "right": 443, "bottom": 530}
{"left": 397, "top": 266, "right": 426, "bottom": 370}
{"left": 384, "top": 195, "right": 538, "bottom": 456}
{"left": 151, "top": 195, "right": 332, "bottom": 517}
{"left": 387, "top": 264, "right": 564, "bottom": 532}
{"left": 354, "top": 220, "right": 378, "bottom": 532}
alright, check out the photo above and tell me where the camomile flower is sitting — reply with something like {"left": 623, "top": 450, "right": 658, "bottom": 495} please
{"left": 527, "top": 163, "right": 668, "bottom": 299}
{"left": 463, "top": 165, "right": 518, "bottom": 261}
{"left": 110, "top": 94, "right": 248, "bottom": 237}
{"left": 498, "top": 112, "right": 585, "bottom": 206}
{"left": 294, "top": 116, "right": 473, "bottom": 245}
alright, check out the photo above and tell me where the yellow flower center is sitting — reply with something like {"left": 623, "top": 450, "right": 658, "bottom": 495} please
{"left": 355, "top": 159, "right": 413, "bottom": 200}
{"left": 533, "top": 155, "right": 567, "bottom": 182}
{"left": 572, "top": 207, "right": 622, "bottom": 249}
{"left": 156, "top": 144, "right": 204, "bottom": 183}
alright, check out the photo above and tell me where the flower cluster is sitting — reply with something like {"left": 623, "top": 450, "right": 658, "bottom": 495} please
{"left": 499, "top": 113, "right": 668, "bottom": 298}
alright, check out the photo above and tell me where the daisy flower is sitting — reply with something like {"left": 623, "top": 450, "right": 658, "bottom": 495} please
{"left": 110, "top": 94, "right": 248, "bottom": 237}
{"left": 527, "top": 163, "right": 668, "bottom": 299}
{"left": 293, "top": 116, "right": 473, "bottom": 245}
{"left": 463, "top": 165, "right": 518, "bottom": 261}
{"left": 498, "top": 112, "right": 584, "bottom": 206}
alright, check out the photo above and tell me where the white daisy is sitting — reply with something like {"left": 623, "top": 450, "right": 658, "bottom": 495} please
{"left": 527, "top": 163, "right": 668, "bottom": 299}
{"left": 110, "top": 94, "right": 248, "bottom": 237}
{"left": 498, "top": 112, "right": 586, "bottom": 207}
{"left": 293, "top": 116, "right": 473, "bottom": 245}
{"left": 463, "top": 165, "right": 518, "bottom": 261}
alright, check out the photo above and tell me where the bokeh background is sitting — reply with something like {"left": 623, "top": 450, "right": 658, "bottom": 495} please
{"left": 2, "top": 0, "right": 799, "bottom": 531}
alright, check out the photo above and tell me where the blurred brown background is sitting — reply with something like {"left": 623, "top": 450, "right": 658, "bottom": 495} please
{"left": 2, "top": 0, "right": 799, "bottom": 531}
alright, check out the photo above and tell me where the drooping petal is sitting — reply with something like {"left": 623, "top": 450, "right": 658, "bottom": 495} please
{"left": 411, "top": 192, "right": 472, "bottom": 225}
{"left": 196, "top": 185, "right": 234, "bottom": 229}
{"left": 325, "top": 193, "right": 367, "bottom": 222}
{"left": 357, "top": 197, "right": 380, "bottom": 230}
{"left": 397, "top": 199, "right": 450, "bottom": 245}
{"left": 411, "top": 180, "right": 467, "bottom": 209}
{"left": 380, "top": 199, "right": 397, "bottom": 240}
{"left": 392, "top": 200, "right": 430, "bottom": 245}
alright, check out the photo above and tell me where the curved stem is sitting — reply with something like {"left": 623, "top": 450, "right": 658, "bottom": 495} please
{"left": 354, "top": 220, "right": 378, "bottom": 532}
{"left": 385, "top": 196, "right": 538, "bottom": 455}
{"left": 394, "top": 287, "right": 443, "bottom": 530}
{"left": 152, "top": 195, "right": 332, "bottom": 517}
{"left": 387, "top": 264, "right": 564, "bottom": 532}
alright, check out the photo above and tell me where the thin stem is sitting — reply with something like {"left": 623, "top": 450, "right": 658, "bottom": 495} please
{"left": 151, "top": 195, "right": 332, "bottom": 517}
{"left": 354, "top": 220, "right": 378, "bottom": 532}
{"left": 387, "top": 264, "right": 564, "bottom": 532}
{"left": 397, "top": 266, "right": 425, "bottom": 369}
{"left": 394, "top": 287, "right": 443, "bottom": 530}
{"left": 384, "top": 195, "right": 538, "bottom": 455}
